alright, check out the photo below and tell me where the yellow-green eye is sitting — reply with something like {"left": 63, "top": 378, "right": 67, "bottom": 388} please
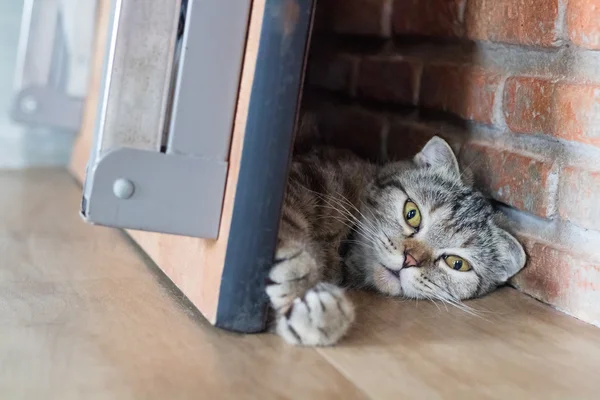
{"left": 403, "top": 200, "right": 421, "bottom": 229}
{"left": 444, "top": 255, "right": 471, "bottom": 272}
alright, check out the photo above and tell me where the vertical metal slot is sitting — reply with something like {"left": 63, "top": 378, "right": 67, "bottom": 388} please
{"left": 81, "top": 0, "right": 252, "bottom": 238}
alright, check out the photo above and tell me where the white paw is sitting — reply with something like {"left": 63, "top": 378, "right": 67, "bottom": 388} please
{"left": 266, "top": 248, "right": 319, "bottom": 311}
{"left": 276, "top": 282, "right": 355, "bottom": 346}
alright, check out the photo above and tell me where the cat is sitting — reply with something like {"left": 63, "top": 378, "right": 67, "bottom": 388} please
{"left": 266, "top": 136, "right": 526, "bottom": 346}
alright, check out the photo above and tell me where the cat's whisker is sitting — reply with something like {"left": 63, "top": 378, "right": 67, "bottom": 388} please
{"left": 295, "top": 183, "right": 381, "bottom": 241}
{"left": 322, "top": 195, "right": 380, "bottom": 239}
{"left": 313, "top": 209, "right": 371, "bottom": 238}
{"left": 329, "top": 190, "right": 374, "bottom": 225}
{"left": 328, "top": 192, "right": 388, "bottom": 245}
{"left": 316, "top": 214, "right": 379, "bottom": 250}
{"left": 313, "top": 200, "right": 381, "bottom": 244}
{"left": 442, "top": 297, "right": 485, "bottom": 319}
{"left": 419, "top": 280, "right": 485, "bottom": 319}
{"left": 434, "top": 296, "right": 453, "bottom": 314}
{"left": 294, "top": 184, "right": 384, "bottom": 254}
{"left": 426, "top": 297, "right": 442, "bottom": 312}
{"left": 358, "top": 199, "right": 385, "bottom": 226}
{"left": 426, "top": 291, "right": 450, "bottom": 312}
{"left": 315, "top": 203, "right": 378, "bottom": 239}
{"left": 416, "top": 281, "right": 448, "bottom": 311}
{"left": 428, "top": 286, "right": 495, "bottom": 318}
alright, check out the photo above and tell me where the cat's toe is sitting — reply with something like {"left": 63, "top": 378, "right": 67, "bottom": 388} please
{"left": 276, "top": 282, "right": 355, "bottom": 346}
{"left": 269, "top": 248, "right": 318, "bottom": 283}
{"left": 266, "top": 248, "right": 319, "bottom": 311}
{"left": 266, "top": 281, "right": 300, "bottom": 311}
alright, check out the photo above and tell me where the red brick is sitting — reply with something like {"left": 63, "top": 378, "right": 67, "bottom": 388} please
{"left": 553, "top": 83, "right": 600, "bottom": 148}
{"left": 307, "top": 54, "right": 359, "bottom": 95}
{"left": 386, "top": 120, "right": 461, "bottom": 160}
{"left": 512, "top": 239, "right": 600, "bottom": 325}
{"left": 465, "top": 0, "right": 561, "bottom": 46}
{"left": 503, "top": 77, "right": 555, "bottom": 134}
{"left": 512, "top": 240, "right": 573, "bottom": 308}
{"left": 319, "top": 105, "right": 387, "bottom": 161}
{"left": 393, "top": 0, "right": 464, "bottom": 37}
{"left": 504, "top": 80, "right": 600, "bottom": 146}
{"left": 387, "top": 122, "right": 436, "bottom": 160}
{"left": 420, "top": 64, "right": 501, "bottom": 124}
{"left": 567, "top": 0, "right": 600, "bottom": 50}
{"left": 357, "top": 57, "right": 421, "bottom": 104}
{"left": 558, "top": 166, "right": 600, "bottom": 231}
{"left": 316, "top": 0, "right": 392, "bottom": 37}
{"left": 459, "top": 143, "right": 555, "bottom": 217}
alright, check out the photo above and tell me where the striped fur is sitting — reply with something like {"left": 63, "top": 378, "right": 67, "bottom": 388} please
{"left": 266, "top": 137, "right": 526, "bottom": 346}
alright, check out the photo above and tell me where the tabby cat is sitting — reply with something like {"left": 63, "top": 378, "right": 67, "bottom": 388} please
{"left": 266, "top": 136, "right": 526, "bottom": 346}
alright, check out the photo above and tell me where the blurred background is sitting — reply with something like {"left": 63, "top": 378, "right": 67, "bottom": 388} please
{"left": 0, "top": 0, "right": 94, "bottom": 168}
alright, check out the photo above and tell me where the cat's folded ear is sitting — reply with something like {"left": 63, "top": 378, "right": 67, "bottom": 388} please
{"left": 496, "top": 228, "right": 527, "bottom": 282}
{"left": 414, "top": 136, "right": 460, "bottom": 177}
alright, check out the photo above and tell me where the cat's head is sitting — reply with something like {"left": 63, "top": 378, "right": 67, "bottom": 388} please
{"left": 349, "top": 137, "right": 526, "bottom": 301}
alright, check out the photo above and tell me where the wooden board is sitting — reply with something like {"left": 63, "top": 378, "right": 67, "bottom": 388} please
{"left": 2, "top": 168, "right": 600, "bottom": 398}
{"left": 320, "top": 290, "right": 600, "bottom": 399}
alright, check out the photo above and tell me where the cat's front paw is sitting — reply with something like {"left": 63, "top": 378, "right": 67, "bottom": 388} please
{"left": 266, "top": 247, "right": 319, "bottom": 312}
{"left": 276, "top": 282, "right": 355, "bottom": 346}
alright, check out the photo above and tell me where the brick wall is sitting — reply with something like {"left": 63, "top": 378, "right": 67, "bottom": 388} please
{"left": 302, "top": 0, "right": 600, "bottom": 326}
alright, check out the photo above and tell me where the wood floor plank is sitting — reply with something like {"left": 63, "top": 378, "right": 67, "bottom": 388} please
{"left": 2, "top": 168, "right": 600, "bottom": 399}
{"left": 0, "top": 169, "right": 367, "bottom": 400}
{"left": 317, "top": 289, "right": 600, "bottom": 399}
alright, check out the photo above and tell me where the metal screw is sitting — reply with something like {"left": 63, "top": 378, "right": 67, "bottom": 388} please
{"left": 113, "top": 178, "right": 135, "bottom": 199}
{"left": 21, "top": 95, "right": 38, "bottom": 114}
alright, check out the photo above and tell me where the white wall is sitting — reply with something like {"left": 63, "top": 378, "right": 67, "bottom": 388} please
{"left": 0, "top": 1, "right": 74, "bottom": 168}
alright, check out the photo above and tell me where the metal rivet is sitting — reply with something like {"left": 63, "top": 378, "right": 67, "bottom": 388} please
{"left": 113, "top": 178, "right": 135, "bottom": 199}
{"left": 21, "top": 95, "right": 38, "bottom": 113}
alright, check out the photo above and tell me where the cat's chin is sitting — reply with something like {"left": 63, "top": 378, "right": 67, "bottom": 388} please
{"left": 372, "top": 264, "right": 403, "bottom": 296}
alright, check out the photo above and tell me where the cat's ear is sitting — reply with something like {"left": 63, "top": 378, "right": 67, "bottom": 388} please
{"left": 414, "top": 136, "right": 460, "bottom": 177}
{"left": 496, "top": 228, "right": 527, "bottom": 282}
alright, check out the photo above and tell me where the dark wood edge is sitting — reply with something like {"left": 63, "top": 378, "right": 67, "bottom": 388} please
{"left": 215, "top": 0, "right": 316, "bottom": 333}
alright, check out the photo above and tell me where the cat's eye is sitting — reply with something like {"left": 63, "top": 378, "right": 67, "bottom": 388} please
{"left": 444, "top": 255, "right": 471, "bottom": 272}
{"left": 403, "top": 200, "right": 421, "bottom": 229}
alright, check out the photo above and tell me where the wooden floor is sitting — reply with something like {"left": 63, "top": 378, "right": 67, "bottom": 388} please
{"left": 1, "top": 169, "right": 600, "bottom": 399}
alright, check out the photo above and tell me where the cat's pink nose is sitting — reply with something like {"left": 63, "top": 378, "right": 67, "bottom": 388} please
{"left": 403, "top": 252, "right": 419, "bottom": 268}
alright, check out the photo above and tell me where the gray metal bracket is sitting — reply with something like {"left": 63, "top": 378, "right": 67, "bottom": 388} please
{"left": 81, "top": 148, "right": 227, "bottom": 238}
{"left": 80, "top": 0, "right": 250, "bottom": 238}
{"left": 11, "top": 85, "right": 83, "bottom": 131}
